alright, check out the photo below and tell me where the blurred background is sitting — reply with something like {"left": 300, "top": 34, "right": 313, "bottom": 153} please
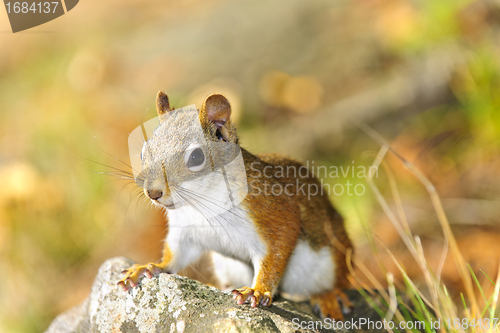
{"left": 1, "top": 0, "right": 500, "bottom": 331}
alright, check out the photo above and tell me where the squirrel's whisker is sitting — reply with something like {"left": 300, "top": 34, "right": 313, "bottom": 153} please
{"left": 90, "top": 142, "right": 141, "bottom": 175}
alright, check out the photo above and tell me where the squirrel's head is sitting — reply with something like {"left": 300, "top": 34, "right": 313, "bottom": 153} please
{"left": 139, "top": 91, "right": 245, "bottom": 212}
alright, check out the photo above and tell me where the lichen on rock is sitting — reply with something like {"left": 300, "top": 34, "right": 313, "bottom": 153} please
{"left": 45, "top": 257, "right": 382, "bottom": 333}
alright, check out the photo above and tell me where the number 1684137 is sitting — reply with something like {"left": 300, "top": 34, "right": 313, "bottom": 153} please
{"left": 5, "top": 2, "right": 59, "bottom": 14}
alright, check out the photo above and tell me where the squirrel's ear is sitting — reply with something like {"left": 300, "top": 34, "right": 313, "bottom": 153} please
{"left": 200, "top": 94, "right": 231, "bottom": 129}
{"left": 156, "top": 91, "right": 173, "bottom": 118}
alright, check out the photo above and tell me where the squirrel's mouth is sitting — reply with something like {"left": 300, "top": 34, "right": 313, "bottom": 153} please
{"left": 145, "top": 192, "right": 177, "bottom": 210}
{"left": 144, "top": 187, "right": 178, "bottom": 209}
{"left": 150, "top": 199, "right": 177, "bottom": 210}
{"left": 158, "top": 197, "right": 180, "bottom": 210}
{"left": 163, "top": 202, "right": 175, "bottom": 209}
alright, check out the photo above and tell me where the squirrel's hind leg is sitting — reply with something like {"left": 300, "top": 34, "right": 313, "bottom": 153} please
{"left": 310, "top": 288, "right": 354, "bottom": 320}
{"left": 310, "top": 246, "right": 354, "bottom": 320}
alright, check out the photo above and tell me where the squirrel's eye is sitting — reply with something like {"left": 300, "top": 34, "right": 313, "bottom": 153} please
{"left": 186, "top": 148, "right": 205, "bottom": 171}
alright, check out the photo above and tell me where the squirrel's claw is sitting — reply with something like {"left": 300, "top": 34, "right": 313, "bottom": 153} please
{"left": 117, "top": 280, "right": 129, "bottom": 291}
{"left": 335, "top": 289, "right": 355, "bottom": 315}
{"left": 259, "top": 292, "right": 272, "bottom": 307}
{"left": 311, "top": 288, "right": 354, "bottom": 320}
{"left": 232, "top": 287, "right": 253, "bottom": 305}
{"left": 117, "top": 262, "right": 167, "bottom": 290}
{"left": 231, "top": 287, "right": 273, "bottom": 307}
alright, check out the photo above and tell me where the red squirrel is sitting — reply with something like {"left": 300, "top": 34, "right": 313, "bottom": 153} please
{"left": 118, "top": 91, "right": 354, "bottom": 319}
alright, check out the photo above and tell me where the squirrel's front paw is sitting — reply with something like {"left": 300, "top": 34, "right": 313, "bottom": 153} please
{"left": 231, "top": 286, "right": 272, "bottom": 307}
{"left": 117, "top": 263, "right": 167, "bottom": 291}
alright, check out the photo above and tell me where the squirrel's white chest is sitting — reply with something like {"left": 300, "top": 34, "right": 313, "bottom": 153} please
{"left": 166, "top": 204, "right": 266, "bottom": 264}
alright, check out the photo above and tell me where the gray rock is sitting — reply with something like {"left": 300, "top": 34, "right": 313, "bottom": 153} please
{"left": 45, "top": 257, "right": 383, "bottom": 333}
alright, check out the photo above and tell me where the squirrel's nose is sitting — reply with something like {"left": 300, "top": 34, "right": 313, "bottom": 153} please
{"left": 147, "top": 189, "right": 163, "bottom": 200}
